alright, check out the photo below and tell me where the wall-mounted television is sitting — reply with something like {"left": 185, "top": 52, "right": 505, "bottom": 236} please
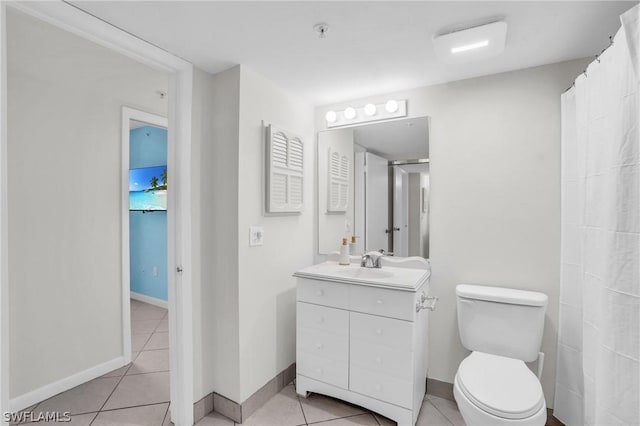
{"left": 129, "top": 165, "right": 167, "bottom": 211}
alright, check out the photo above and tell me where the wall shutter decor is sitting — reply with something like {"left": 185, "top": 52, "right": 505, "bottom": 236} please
{"left": 266, "top": 124, "right": 304, "bottom": 214}
{"left": 327, "top": 147, "right": 350, "bottom": 213}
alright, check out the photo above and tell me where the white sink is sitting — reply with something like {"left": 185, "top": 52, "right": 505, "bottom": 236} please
{"left": 334, "top": 268, "right": 394, "bottom": 280}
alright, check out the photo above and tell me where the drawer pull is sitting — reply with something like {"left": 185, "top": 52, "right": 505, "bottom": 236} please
{"left": 374, "top": 384, "right": 381, "bottom": 391}
{"left": 375, "top": 328, "right": 383, "bottom": 335}
{"left": 375, "top": 356, "right": 382, "bottom": 364}
{"left": 315, "top": 343, "right": 324, "bottom": 349}
{"left": 376, "top": 299, "right": 383, "bottom": 305}
{"left": 316, "top": 290, "right": 325, "bottom": 296}
{"left": 316, "top": 368, "right": 323, "bottom": 375}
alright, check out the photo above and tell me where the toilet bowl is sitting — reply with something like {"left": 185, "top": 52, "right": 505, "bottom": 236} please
{"left": 454, "top": 285, "right": 548, "bottom": 426}
{"left": 453, "top": 352, "right": 546, "bottom": 425}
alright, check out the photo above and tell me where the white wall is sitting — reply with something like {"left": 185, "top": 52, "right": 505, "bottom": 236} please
{"left": 7, "top": 9, "right": 167, "bottom": 397}
{"left": 315, "top": 59, "right": 590, "bottom": 407}
{"left": 237, "top": 66, "right": 315, "bottom": 402}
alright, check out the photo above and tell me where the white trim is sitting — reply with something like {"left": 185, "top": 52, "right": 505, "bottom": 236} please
{"left": 122, "top": 107, "right": 168, "bottom": 367}
{"left": 131, "top": 291, "right": 169, "bottom": 310}
{"left": 9, "top": 357, "right": 127, "bottom": 412}
{"left": 1, "top": 3, "right": 194, "bottom": 425}
{"left": 0, "top": 3, "right": 9, "bottom": 424}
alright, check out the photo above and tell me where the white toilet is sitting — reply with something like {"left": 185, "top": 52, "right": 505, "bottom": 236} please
{"left": 454, "top": 284, "right": 548, "bottom": 426}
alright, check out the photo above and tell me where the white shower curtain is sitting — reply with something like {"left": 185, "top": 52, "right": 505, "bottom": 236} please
{"left": 555, "top": 6, "right": 640, "bottom": 426}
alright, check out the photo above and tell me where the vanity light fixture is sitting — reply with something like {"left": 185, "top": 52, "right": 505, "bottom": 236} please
{"left": 385, "top": 100, "right": 399, "bottom": 113}
{"left": 364, "top": 103, "right": 377, "bottom": 116}
{"left": 433, "top": 21, "right": 507, "bottom": 64}
{"left": 325, "top": 100, "right": 407, "bottom": 128}
{"left": 344, "top": 107, "right": 357, "bottom": 120}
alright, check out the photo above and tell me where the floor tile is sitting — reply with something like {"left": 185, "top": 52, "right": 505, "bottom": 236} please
{"left": 127, "top": 348, "right": 169, "bottom": 375}
{"left": 429, "top": 396, "right": 465, "bottom": 426}
{"left": 102, "top": 371, "right": 170, "bottom": 410}
{"left": 242, "top": 385, "right": 305, "bottom": 426}
{"left": 32, "top": 377, "right": 119, "bottom": 415}
{"left": 21, "top": 412, "right": 97, "bottom": 425}
{"left": 132, "top": 333, "right": 152, "bottom": 352}
{"left": 416, "top": 400, "right": 453, "bottom": 426}
{"left": 101, "top": 364, "right": 130, "bottom": 378}
{"left": 132, "top": 304, "right": 167, "bottom": 321}
{"left": 311, "top": 413, "right": 379, "bottom": 425}
{"left": 144, "top": 332, "right": 169, "bottom": 350}
{"left": 132, "top": 319, "right": 162, "bottom": 335}
{"left": 195, "top": 411, "right": 234, "bottom": 426}
{"left": 300, "top": 392, "right": 366, "bottom": 424}
{"left": 130, "top": 300, "right": 145, "bottom": 311}
{"left": 92, "top": 403, "right": 168, "bottom": 426}
{"left": 156, "top": 318, "right": 169, "bottom": 332}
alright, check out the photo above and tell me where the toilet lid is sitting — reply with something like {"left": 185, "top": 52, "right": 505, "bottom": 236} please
{"left": 456, "top": 352, "right": 545, "bottom": 420}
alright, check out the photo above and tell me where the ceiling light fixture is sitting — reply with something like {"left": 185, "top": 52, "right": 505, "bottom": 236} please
{"left": 325, "top": 100, "right": 407, "bottom": 128}
{"left": 433, "top": 21, "right": 507, "bottom": 64}
{"left": 451, "top": 40, "right": 489, "bottom": 54}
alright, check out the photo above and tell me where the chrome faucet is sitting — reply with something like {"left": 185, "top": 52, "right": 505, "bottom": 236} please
{"left": 361, "top": 250, "right": 387, "bottom": 268}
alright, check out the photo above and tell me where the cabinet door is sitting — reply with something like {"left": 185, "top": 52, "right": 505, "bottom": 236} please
{"left": 297, "top": 303, "right": 349, "bottom": 389}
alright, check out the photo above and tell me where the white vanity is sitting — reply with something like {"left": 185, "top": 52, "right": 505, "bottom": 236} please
{"left": 294, "top": 260, "right": 433, "bottom": 426}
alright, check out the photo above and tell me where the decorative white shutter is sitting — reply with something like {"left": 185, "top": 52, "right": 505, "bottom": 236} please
{"left": 327, "top": 147, "right": 350, "bottom": 212}
{"left": 266, "top": 124, "right": 304, "bottom": 214}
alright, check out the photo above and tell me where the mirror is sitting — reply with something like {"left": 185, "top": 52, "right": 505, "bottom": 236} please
{"left": 318, "top": 117, "right": 430, "bottom": 258}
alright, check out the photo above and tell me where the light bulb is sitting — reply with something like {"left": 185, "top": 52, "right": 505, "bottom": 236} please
{"left": 325, "top": 110, "right": 337, "bottom": 123}
{"left": 385, "top": 100, "right": 399, "bottom": 113}
{"left": 364, "top": 103, "right": 377, "bottom": 116}
{"left": 344, "top": 107, "right": 356, "bottom": 120}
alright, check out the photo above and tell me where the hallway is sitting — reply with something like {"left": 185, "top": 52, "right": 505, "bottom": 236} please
{"left": 15, "top": 299, "right": 170, "bottom": 425}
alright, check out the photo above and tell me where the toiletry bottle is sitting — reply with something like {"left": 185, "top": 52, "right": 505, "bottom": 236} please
{"left": 349, "top": 235, "right": 358, "bottom": 254}
{"left": 339, "top": 238, "right": 350, "bottom": 265}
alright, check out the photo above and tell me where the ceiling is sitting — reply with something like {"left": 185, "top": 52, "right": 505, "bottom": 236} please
{"left": 353, "top": 117, "right": 429, "bottom": 161}
{"left": 72, "top": 1, "right": 636, "bottom": 105}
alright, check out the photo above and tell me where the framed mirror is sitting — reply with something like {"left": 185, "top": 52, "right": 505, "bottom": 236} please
{"left": 318, "top": 116, "right": 430, "bottom": 258}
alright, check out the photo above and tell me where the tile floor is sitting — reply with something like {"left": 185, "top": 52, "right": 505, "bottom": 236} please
{"left": 16, "top": 299, "right": 171, "bottom": 425}
{"left": 195, "top": 385, "right": 465, "bottom": 426}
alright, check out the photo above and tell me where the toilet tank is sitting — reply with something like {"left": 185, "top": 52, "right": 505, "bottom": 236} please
{"left": 456, "top": 284, "right": 548, "bottom": 362}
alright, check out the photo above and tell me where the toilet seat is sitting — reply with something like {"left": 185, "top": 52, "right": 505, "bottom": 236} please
{"left": 456, "top": 351, "right": 544, "bottom": 420}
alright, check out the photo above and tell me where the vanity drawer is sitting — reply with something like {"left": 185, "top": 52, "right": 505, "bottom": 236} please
{"left": 298, "top": 352, "right": 348, "bottom": 389}
{"left": 350, "top": 338, "right": 413, "bottom": 381}
{"left": 349, "top": 285, "right": 416, "bottom": 321}
{"left": 298, "top": 328, "right": 348, "bottom": 362}
{"left": 297, "top": 302, "right": 348, "bottom": 336}
{"left": 297, "top": 278, "right": 349, "bottom": 309}
{"left": 350, "top": 312, "right": 414, "bottom": 351}
{"left": 350, "top": 365, "right": 413, "bottom": 409}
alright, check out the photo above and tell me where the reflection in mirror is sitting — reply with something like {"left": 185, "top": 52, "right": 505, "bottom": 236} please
{"left": 318, "top": 117, "right": 430, "bottom": 258}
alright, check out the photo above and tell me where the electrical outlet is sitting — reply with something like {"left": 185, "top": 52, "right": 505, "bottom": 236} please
{"left": 153, "top": 266, "right": 158, "bottom": 277}
{"left": 250, "top": 226, "right": 264, "bottom": 246}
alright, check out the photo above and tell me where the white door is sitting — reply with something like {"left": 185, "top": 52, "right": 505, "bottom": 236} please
{"left": 365, "top": 152, "right": 389, "bottom": 252}
{"left": 393, "top": 166, "right": 409, "bottom": 257}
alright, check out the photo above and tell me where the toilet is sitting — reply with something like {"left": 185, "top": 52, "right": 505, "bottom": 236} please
{"left": 454, "top": 284, "right": 548, "bottom": 426}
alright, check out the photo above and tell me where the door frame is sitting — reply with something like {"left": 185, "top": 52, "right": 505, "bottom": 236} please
{"left": 0, "top": 3, "right": 194, "bottom": 425}
{"left": 121, "top": 107, "right": 169, "bottom": 362}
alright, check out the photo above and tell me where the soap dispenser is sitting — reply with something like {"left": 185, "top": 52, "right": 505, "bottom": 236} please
{"left": 339, "top": 238, "right": 350, "bottom": 265}
{"left": 349, "top": 235, "right": 359, "bottom": 254}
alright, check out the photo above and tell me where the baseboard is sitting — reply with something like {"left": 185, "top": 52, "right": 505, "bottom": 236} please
{"left": 204, "top": 362, "right": 296, "bottom": 424}
{"left": 130, "top": 291, "right": 168, "bottom": 309}
{"left": 9, "top": 356, "right": 126, "bottom": 412}
{"left": 426, "top": 377, "right": 454, "bottom": 401}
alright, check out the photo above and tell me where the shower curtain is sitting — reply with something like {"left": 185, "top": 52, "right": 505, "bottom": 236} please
{"left": 555, "top": 6, "right": 640, "bottom": 426}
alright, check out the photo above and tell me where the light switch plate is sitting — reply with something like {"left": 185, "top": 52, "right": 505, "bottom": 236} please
{"left": 249, "top": 226, "right": 264, "bottom": 246}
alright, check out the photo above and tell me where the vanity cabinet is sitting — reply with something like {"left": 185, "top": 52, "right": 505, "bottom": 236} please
{"left": 295, "top": 270, "right": 430, "bottom": 426}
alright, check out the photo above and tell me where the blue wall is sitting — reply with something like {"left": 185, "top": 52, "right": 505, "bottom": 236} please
{"left": 130, "top": 125, "right": 168, "bottom": 301}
